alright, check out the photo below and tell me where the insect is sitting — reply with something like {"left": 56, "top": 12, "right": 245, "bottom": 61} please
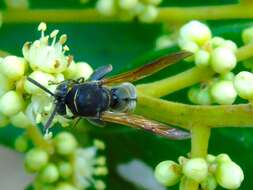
{"left": 27, "top": 51, "right": 192, "bottom": 140}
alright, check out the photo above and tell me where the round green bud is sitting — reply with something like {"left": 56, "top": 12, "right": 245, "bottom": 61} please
{"left": 94, "top": 180, "right": 106, "bottom": 190}
{"left": 234, "top": 71, "right": 253, "bottom": 100}
{"left": 210, "top": 37, "right": 225, "bottom": 49}
{"left": 242, "top": 27, "right": 253, "bottom": 44}
{"left": 40, "top": 163, "right": 59, "bottom": 183}
{"left": 210, "top": 81, "right": 237, "bottom": 105}
{"left": 0, "top": 74, "right": 13, "bottom": 97}
{"left": 196, "top": 87, "right": 213, "bottom": 105}
{"left": 58, "top": 161, "right": 73, "bottom": 179}
{"left": 96, "top": 0, "right": 116, "bottom": 16}
{"left": 220, "top": 72, "right": 235, "bottom": 81}
{"left": 0, "top": 56, "right": 25, "bottom": 81}
{"left": 195, "top": 50, "right": 210, "bottom": 67}
{"left": 156, "top": 35, "right": 175, "bottom": 50}
{"left": 154, "top": 160, "right": 182, "bottom": 186}
{"left": 75, "top": 62, "right": 93, "bottom": 80}
{"left": 138, "top": 5, "right": 158, "bottom": 23}
{"left": 216, "top": 153, "right": 231, "bottom": 164}
{"left": 54, "top": 132, "right": 78, "bottom": 155}
{"left": 14, "top": 135, "right": 28, "bottom": 152}
{"left": 10, "top": 111, "right": 33, "bottom": 128}
{"left": 183, "top": 158, "right": 208, "bottom": 182}
{"left": 0, "top": 91, "right": 25, "bottom": 116}
{"left": 179, "top": 20, "right": 212, "bottom": 46}
{"left": 119, "top": 0, "right": 138, "bottom": 10}
{"left": 25, "top": 148, "right": 49, "bottom": 172}
{"left": 55, "top": 182, "right": 77, "bottom": 190}
{"left": 215, "top": 161, "right": 244, "bottom": 189}
{"left": 188, "top": 87, "right": 200, "bottom": 104}
{"left": 210, "top": 47, "right": 237, "bottom": 74}
{"left": 24, "top": 71, "right": 55, "bottom": 95}
{"left": 220, "top": 40, "right": 238, "bottom": 53}
{"left": 201, "top": 175, "right": 217, "bottom": 190}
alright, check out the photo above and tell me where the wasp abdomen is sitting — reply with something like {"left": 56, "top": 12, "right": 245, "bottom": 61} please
{"left": 110, "top": 82, "right": 137, "bottom": 113}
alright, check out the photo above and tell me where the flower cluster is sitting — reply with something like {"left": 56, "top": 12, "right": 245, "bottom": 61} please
{"left": 0, "top": 22, "right": 93, "bottom": 129}
{"left": 154, "top": 153, "right": 244, "bottom": 190}
{"left": 24, "top": 132, "right": 107, "bottom": 190}
{"left": 96, "top": 0, "right": 162, "bottom": 22}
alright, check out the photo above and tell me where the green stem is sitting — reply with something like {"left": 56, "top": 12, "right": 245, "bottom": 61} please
{"left": 137, "top": 66, "right": 214, "bottom": 98}
{"left": 182, "top": 126, "right": 210, "bottom": 190}
{"left": 26, "top": 125, "right": 53, "bottom": 153}
{"left": 1, "top": 9, "right": 119, "bottom": 23}
{"left": 157, "top": 4, "right": 253, "bottom": 22}
{"left": 135, "top": 94, "right": 253, "bottom": 129}
{"left": 2, "top": 4, "right": 253, "bottom": 23}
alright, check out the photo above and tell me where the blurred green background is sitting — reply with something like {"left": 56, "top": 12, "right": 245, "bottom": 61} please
{"left": 1, "top": 0, "right": 253, "bottom": 190}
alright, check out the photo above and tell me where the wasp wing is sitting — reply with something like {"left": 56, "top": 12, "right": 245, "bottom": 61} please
{"left": 101, "top": 51, "right": 192, "bottom": 85}
{"left": 100, "top": 111, "right": 190, "bottom": 140}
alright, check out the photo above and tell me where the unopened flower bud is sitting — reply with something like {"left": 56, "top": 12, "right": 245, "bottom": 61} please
{"left": 195, "top": 50, "right": 210, "bottom": 67}
{"left": 210, "top": 47, "right": 237, "bottom": 74}
{"left": 24, "top": 71, "right": 54, "bottom": 95}
{"left": 216, "top": 153, "right": 231, "bottom": 163}
{"left": 54, "top": 132, "right": 78, "bottom": 155}
{"left": 96, "top": 0, "right": 116, "bottom": 16}
{"left": 138, "top": 5, "right": 158, "bottom": 23}
{"left": 179, "top": 21, "right": 212, "bottom": 46}
{"left": 25, "top": 148, "right": 49, "bottom": 172}
{"left": 234, "top": 71, "right": 253, "bottom": 99}
{"left": 0, "top": 91, "right": 25, "bottom": 116}
{"left": 154, "top": 160, "right": 182, "bottom": 186}
{"left": 210, "top": 37, "right": 225, "bottom": 49}
{"left": 220, "top": 40, "right": 237, "bottom": 53}
{"left": 242, "top": 27, "right": 253, "bottom": 44}
{"left": 215, "top": 161, "right": 244, "bottom": 189}
{"left": 0, "top": 56, "right": 25, "bottom": 81}
{"left": 58, "top": 161, "right": 73, "bottom": 179}
{"left": 14, "top": 135, "right": 28, "bottom": 152}
{"left": 40, "top": 163, "right": 59, "bottom": 183}
{"left": 210, "top": 81, "right": 237, "bottom": 105}
{"left": 183, "top": 158, "right": 208, "bottom": 182}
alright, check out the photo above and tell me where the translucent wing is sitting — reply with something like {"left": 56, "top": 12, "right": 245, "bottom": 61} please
{"left": 89, "top": 64, "right": 113, "bottom": 81}
{"left": 101, "top": 51, "right": 192, "bottom": 85}
{"left": 100, "top": 111, "right": 190, "bottom": 140}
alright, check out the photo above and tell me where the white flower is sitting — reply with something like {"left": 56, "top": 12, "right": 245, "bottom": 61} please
{"left": 234, "top": 71, "right": 253, "bottom": 100}
{"left": 22, "top": 22, "right": 72, "bottom": 74}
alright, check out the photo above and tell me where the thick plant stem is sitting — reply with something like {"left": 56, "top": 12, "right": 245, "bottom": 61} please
{"left": 181, "top": 126, "right": 210, "bottom": 190}
{"left": 236, "top": 42, "right": 253, "bottom": 61}
{"left": 26, "top": 125, "right": 53, "bottom": 153}
{"left": 137, "top": 67, "right": 214, "bottom": 98}
{"left": 135, "top": 94, "right": 253, "bottom": 129}
{"left": 2, "top": 4, "right": 253, "bottom": 23}
{"left": 157, "top": 4, "right": 253, "bottom": 22}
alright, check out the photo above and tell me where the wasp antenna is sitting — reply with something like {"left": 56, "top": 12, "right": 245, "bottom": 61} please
{"left": 44, "top": 105, "right": 58, "bottom": 132}
{"left": 27, "top": 77, "right": 56, "bottom": 97}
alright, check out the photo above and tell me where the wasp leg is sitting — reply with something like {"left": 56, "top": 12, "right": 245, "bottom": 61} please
{"left": 89, "top": 64, "right": 112, "bottom": 81}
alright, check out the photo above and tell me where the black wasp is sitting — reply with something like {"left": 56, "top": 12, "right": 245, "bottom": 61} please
{"left": 27, "top": 51, "right": 191, "bottom": 140}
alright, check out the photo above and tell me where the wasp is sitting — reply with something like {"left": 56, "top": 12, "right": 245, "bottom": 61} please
{"left": 27, "top": 51, "right": 191, "bottom": 140}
